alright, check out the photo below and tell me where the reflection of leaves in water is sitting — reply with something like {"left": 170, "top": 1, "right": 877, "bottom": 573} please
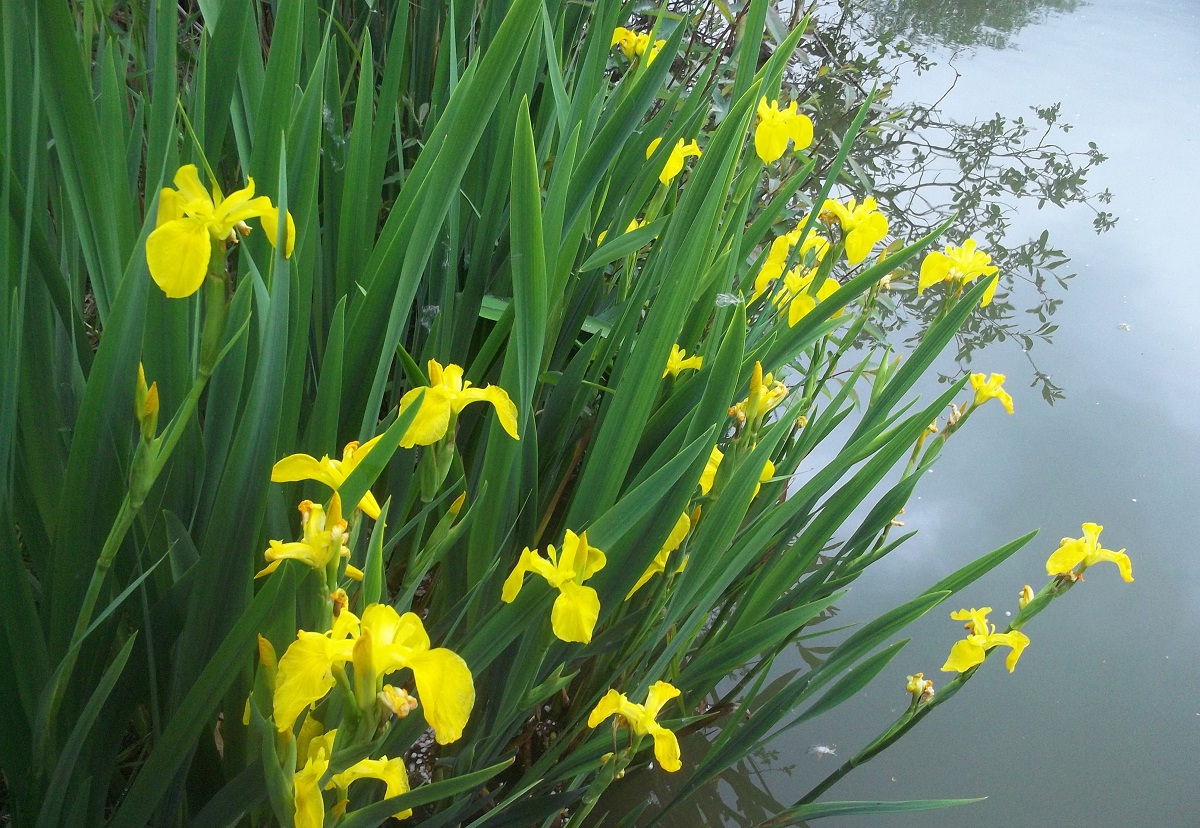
{"left": 859, "top": 0, "right": 1089, "bottom": 50}
{"left": 601, "top": 731, "right": 796, "bottom": 827}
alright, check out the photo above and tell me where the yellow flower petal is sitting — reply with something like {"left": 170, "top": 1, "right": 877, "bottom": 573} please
{"left": 550, "top": 581, "right": 601, "bottom": 644}
{"left": 328, "top": 756, "right": 412, "bottom": 819}
{"left": 941, "top": 638, "right": 986, "bottom": 673}
{"left": 407, "top": 647, "right": 476, "bottom": 744}
{"left": 588, "top": 689, "right": 632, "bottom": 728}
{"left": 146, "top": 217, "right": 212, "bottom": 299}
{"left": 398, "top": 384, "right": 453, "bottom": 447}
{"left": 649, "top": 723, "right": 682, "bottom": 772}
{"left": 274, "top": 631, "right": 354, "bottom": 733}
{"left": 271, "top": 453, "right": 341, "bottom": 488}
{"left": 260, "top": 205, "right": 296, "bottom": 258}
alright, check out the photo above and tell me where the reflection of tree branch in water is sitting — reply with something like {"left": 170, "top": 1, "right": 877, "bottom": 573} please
{"left": 798, "top": 3, "right": 1115, "bottom": 403}
{"left": 669, "top": 0, "right": 1114, "bottom": 403}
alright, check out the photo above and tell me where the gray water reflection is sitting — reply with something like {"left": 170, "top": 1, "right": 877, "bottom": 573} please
{"left": 785, "top": 0, "right": 1200, "bottom": 825}
{"left": 610, "top": 0, "right": 1200, "bottom": 824}
{"left": 860, "top": 0, "right": 1087, "bottom": 49}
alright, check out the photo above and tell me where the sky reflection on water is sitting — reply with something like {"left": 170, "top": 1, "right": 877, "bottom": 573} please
{"left": 778, "top": 1, "right": 1200, "bottom": 825}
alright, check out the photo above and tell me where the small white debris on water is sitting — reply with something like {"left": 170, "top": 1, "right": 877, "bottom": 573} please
{"left": 1132, "top": 498, "right": 1138, "bottom": 502}
{"left": 715, "top": 293, "right": 741, "bottom": 307}
{"left": 1119, "top": 323, "right": 1131, "bottom": 331}
{"left": 1005, "top": 611, "right": 1012, "bottom": 617}
{"left": 808, "top": 744, "right": 837, "bottom": 759}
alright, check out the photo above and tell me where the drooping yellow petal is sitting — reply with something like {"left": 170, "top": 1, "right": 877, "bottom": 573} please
{"left": 271, "top": 453, "right": 341, "bottom": 488}
{"left": 1046, "top": 537, "right": 1089, "bottom": 576}
{"left": 988, "top": 630, "right": 1030, "bottom": 672}
{"left": 941, "top": 637, "right": 986, "bottom": 673}
{"left": 918, "top": 250, "right": 952, "bottom": 294}
{"left": 458, "top": 385, "right": 520, "bottom": 439}
{"left": 398, "top": 384, "right": 453, "bottom": 448}
{"left": 1090, "top": 547, "right": 1134, "bottom": 583}
{"left": 146, "top": 218, "right": 212, "bottom": 299}
{"left": 648, "top": 723, "right": 682, "bottom": 772}
{"left": 293, "top": 745, "right": 330, "bottom": 828}
{"left": 328, "top": 756, "right": 412, "bottom": 819}
{"left": 260, "top": 205, "right": 297, "bottom": 258}
{"left": 501, "top": 548, "right": 535, "bottom": 603}
{"left": 588, "top": 689, "right": 633, "bottom": 727}
{"left": 274, "top": 631, "right": 355, "bottom": 733}
{"left": 407, "top": 647, "right": 476, "bottom": 744}
{"left": 550, "top": 581, "right": 601, "bottom": 644}
{"left": 699, "top": 446, "right": 723, "bottom": 496}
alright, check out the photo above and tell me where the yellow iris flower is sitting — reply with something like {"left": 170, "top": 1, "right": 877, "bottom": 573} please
{"left": 918, "top": 239, "right": 999, "bottom": 306}
{"left": 646, "top": 137, "right": 702, "bottom": 185}
{"left": 1046, "top": 522, "right": 1133, "bottom": 582}
{"left": 273, "top": 604, "right": 474, "bottom": 744}
{"left": 146, "top": 164, "right": 294, "bottom": 298}
{"left": 729, "top": 362, "right": 789, "bottom": 425}
{"left": 397, "top": 359, "right": 519, "bottom": 448}
{"left": 820, "top": 197, "right": 888, "bottom": 265}
{"left": 663, "top": 344, "right": 703, "bottom": 378}
{"left": 627, "top": 512, "right": 691, "bottom": 599}
{"left": 698, "top": 447, "right": 775, "bottom": 498}
{"left": 754, "top": 97, "right": 814, "bottom": 164}
{"left": 501, "top": 530, "right": 606, "bottom": 644}
{"left": 588, "top": 681, "right": 683, "bottom": 772}
{"left": 293, "top": 730, "right": 336, "bottom": 828}
{"left": 775, "top": 267, "right": 841, "bottom": 327}
{"left": 753, "top": 231, "right": 829, "bottom": 301}
{"left": 256, "top": 497, "right": 352, "bottom": 579}
{"left": 597, "top": 217, "right": 645, "bottom": 246}
{"left": 969, "top": 372, "right": 1014, "bottom": 414}
{"left": 328, "top": 755, "right": 412, "bottom": 820}
{"left": 272, "top": 437, "right": 385, "bottom": 519}
{"left": 611, "top": 27, "right": 666, "bottom": 63}
{"left": 940, "top": 607, "right": 1030, "bottom": 673}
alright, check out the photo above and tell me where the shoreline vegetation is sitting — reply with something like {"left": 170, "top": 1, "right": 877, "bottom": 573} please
{"left": 0, "top": 1, "right": 1128, "bottom": 825}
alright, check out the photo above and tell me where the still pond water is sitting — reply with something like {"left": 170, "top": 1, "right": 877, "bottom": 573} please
{"left": 630, "top": 0, "right": 1200, "bottom": 824}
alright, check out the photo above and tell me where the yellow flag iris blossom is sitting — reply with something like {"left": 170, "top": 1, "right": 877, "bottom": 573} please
{"left": 293, "top": 730, "right": 336, "bottom": 828}
{"left": 146, "top": 164, "right": 295, "bottom": 298}
{"left": 611, "top": 27, "right": 666, "bottom": 63}
{"left": 969, "top": 372, "right": 1014, "bottom": 414}
{"left": 501, "top": 530, "right": 606, "bottom": 644}
{"left": 646, "top": 137, "right": 702, "bottom": 185}
{"left": 663, "top": 344, "right": 703, "bottom": 378}
{"left": 328, "top": 755, "right": 413, "bottom": 821}
{"left": 820, "top": 197, "right": 889, "bottom": 266}
{"left": 775, "top": 267, "right": 841, "bottom": 327}
{"left": 292, "top": 729, "right": 413, "bottom": 826}
{"left": 627, "top": 512, "right": 691, "bottom": 599}
{"left": 256, "top": 496, "right": 360, "bottom": 581}
{"left": 588, "top": 681, "right": 683, "bottom": 772}
{"left": 753, "top": 231, "right": 830, "bottom": 301}
{"left": 597, "top": 217, "right": 645, "bottom": 246}
{"left": 698, "top": 447, "right": 775, "bottom": 498}
{"left": 918, "top": 239, "right": 1000, "bottom": 307}
{"left": 397, "top": 359, "right": 519, "bottom": 448}
{"left": 272, "top": 436, "right": 385, "bottom": 519}
{"left": 754, "top": 97, "right": 814, "bottom": 164}
{"left": 729, "top": 362, "right": 789, "bottom": 426}
{"left": 1046, "top": 522, "right": 1133, "bottom": 583}
{"left": 940, "top": 607, "right": 1030, "bottom": 674}
{"left": 273, "top": 604, "right": 475, "bottom": 744}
